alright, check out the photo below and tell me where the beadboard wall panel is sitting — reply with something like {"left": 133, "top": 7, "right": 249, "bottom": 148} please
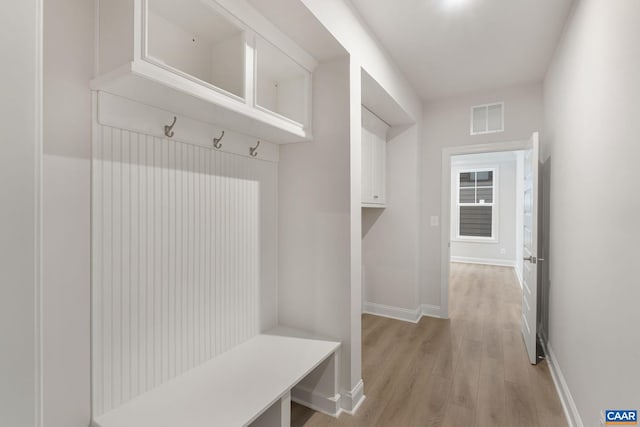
{"left": 92, "top": 125, "right": 277, "bottom": 416}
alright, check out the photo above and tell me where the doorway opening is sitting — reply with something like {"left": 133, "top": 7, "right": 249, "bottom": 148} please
{"left": 440, "top": 136, "right": 542, "bottom": 365}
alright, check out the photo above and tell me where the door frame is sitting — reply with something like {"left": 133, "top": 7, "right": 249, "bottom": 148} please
{"left": 440, "top": 139, "right": 531, "bottom": 319}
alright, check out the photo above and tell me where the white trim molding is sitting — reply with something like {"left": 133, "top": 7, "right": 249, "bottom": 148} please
{"left": 441, "top": 139, "right": 533, "bottom": 320}
{"left": 35, "top": 0, "right": 44, "bottom": 425}
{"left": 514, "top": 264, "right": 523, "bottom": 289}
{"left": 540, "top": 340, "right": 584, "bottom": 427}
{"left": 340, "top": 379, "right": 365, "bottom": 414}
{"left": 363, "top": 302, "right": 421, "bottom": 323}
{"left": 291, "top": 386, "right": 341, "bottom": 418}
{"left": 452, "top": 166, "right": 499, "bottom": 242}
{"left": 421, "top": 304, "right": 443, "bottom": 319}
{"left": 363, "top": 303, "right": 443, "bottom": 323}
{"left": 451, "top": 256, "right": 516, "bottom": 268}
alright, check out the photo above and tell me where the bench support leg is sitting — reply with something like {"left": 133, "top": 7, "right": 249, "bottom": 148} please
{"left": 280, "top": 391, "right": 291, "bottom": 427}
{"left": 249, "top": 391, "right": 291, "bottom": 427}
{"left": 291, "top": 354, "right": 341, "bottom": 417}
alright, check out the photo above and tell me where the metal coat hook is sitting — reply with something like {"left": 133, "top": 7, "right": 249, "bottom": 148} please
{"left": 249, "top": 140, "right": 260, "bottom": 157}
{"left": 213, "top": 131, "right": 225, "bottom": 149}
{"left": 164, "top": 116, "right": 177, "bottom": 138}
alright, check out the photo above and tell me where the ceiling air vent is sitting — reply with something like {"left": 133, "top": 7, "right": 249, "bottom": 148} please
{"left": 470, "top": 102, "right": 504, "bottom": 135}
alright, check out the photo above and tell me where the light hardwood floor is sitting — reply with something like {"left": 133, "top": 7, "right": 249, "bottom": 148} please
{"left": 291, "top": 263, "right": 567, "bottom": 427}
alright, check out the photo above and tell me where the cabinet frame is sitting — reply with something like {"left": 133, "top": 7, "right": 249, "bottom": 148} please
{"left": 92, "top": 0, "right": 315, "bottom": 143}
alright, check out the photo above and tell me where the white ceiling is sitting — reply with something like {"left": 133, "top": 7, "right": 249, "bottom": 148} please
{"left": 350, "top": 0, "right": 573, "bottom": 100}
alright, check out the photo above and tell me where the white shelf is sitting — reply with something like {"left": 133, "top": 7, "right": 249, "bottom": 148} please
{"left": 94, "top": 0, "right": 314, "bottom": 144}
{"left": 91, "top": 60, "right": 311, "bottom": 144}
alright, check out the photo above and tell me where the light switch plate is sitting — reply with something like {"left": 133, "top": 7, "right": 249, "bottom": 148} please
{"left": 430, "top": 216, "right": 439, "bottom": 227}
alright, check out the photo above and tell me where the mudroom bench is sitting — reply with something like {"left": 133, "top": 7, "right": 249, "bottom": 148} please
{"left": 92, "top": 328, "right": 341, "bottom": 427}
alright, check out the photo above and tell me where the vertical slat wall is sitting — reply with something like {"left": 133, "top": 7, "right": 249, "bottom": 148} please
{"left": 92, "top": 125, "right": 277, "bottom": 416}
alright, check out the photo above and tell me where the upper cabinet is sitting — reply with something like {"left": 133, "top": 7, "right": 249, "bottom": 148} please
{"left": 361, "top": 107, "right": 389, "bottom": 208}
{"left": 92, "top": 0, "right": 314, "bottom": 143}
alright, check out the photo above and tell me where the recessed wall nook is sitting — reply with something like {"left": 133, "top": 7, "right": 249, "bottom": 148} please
{"left": 90, "top": 1, "right": 350, "bottom": 426}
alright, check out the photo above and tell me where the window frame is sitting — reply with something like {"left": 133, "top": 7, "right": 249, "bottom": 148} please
{"left": 453, "top": 166, "right": 499, "bottom": 243}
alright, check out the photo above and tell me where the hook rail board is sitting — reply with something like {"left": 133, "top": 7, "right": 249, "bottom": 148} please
{"left": 97, "top": 92, "right": 280, "bottom": 163}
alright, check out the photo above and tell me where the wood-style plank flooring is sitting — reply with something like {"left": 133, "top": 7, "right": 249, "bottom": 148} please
{"left": 291, "top": 263, "right": 567, "bottom": 427}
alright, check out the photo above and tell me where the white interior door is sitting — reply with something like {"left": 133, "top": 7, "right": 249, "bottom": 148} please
{"left": 522, "top": 132, "right": 540, "bottom": 364}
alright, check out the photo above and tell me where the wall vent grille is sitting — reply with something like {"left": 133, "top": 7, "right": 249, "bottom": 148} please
{"left": 471, "top": 102, "right": 504, "bottom": 135}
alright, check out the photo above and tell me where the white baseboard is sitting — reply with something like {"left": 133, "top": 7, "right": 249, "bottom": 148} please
{"left": 363, "top": 302, "right": 443, "bottom": 324}
{"left": 451, "top": 256, "right": 516, "bottom": 267}
{"left": 421, "top": 304, "right": 442, "bottom": 319}
{"left": 514, "top": 264, "right": 523, "bottom": 289}
{"left": 292, "top": 385, "right": 341, "bottom": 417}
{"left": 540, "top": 339, "right": 584, "bottom": 427}
{"left": 363, "top": 302, "right": 421, "bottom": 323}
{"left": 340, "top": 379, "right": 365, "bottom": 414}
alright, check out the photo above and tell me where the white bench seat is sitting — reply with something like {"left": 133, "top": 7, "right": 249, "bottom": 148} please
{"left": 93, "top": 329, "right": 340, "bottom": 427}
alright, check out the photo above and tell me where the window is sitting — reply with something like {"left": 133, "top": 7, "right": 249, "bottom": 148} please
{"left": 470, "top": 102, "right": 504, "bottom": 135}
{"left": 457, "top": 169, "right": 495, "bottom": 239}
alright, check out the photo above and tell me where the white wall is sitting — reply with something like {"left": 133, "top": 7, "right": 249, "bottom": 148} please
{"left": 256, "top": 72, "right": 279, "bottom": 113}
{"left": 277, "top": 77, "right": 307, "bottom": 125}
{"left": 42, "top": 1, "right": 94, "bottom": 426}
{"left": 450, "top": 151, "right": 518, "bottom": 267}
{"left": 0, "top": 2, "right": 42, "bottom": 426}
{"left": 420, "top": 83, "right": 543, "bottom": 310}
{"left": 277, "top": 58, "right": 356, "bottom": 404}
{"left": 303, "top": 0, "right": 423, "bottom": 324}
{"left": 543, "top": 1, "right": 640, "bottom": 424}
{"left": 209, "top": 34, "right": 244, "bottom": 98}
{"left": 148, "top": 12, "right": 214, "bottom": 84}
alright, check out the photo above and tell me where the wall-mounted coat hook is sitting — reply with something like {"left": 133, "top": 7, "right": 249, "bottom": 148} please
{"left": 249, "top": 140, "right": 260, "bottom": 157}
{"left": 213, "top": 131, "right": 225, "bottom": 149}
{"left": 164, "top": 116, "right": 177, "bottom": 138}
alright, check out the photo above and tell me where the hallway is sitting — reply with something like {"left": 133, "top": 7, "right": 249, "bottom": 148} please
{"left": 292, "top": 263, "right": 567, "bottom": 426}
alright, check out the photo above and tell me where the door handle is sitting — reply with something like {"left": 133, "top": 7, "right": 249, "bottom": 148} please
{"left": 523, "top": 256, "right": 545, "bottom": 264}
